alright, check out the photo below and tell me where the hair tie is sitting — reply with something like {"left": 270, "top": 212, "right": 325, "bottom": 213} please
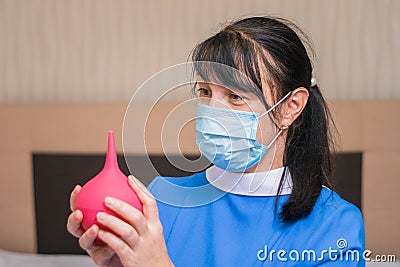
{"left": 310, "top": 77, "right": 317, "bottom": 88}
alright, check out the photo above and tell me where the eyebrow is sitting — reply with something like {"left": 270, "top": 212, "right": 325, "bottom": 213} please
{"left": 196, "top": 81, "right": 244, "bottom": 94}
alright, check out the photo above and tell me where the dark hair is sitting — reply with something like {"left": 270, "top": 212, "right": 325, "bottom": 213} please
{"left": 191, "top": 16, "right": 336, "bottom": 223}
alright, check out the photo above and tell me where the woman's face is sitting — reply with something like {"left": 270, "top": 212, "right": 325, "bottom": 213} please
{"left": 195, "top": 81, "right": 278, "bottom": 147}
{"left": 195, "top": 80, "right": 283, "bottom": 172}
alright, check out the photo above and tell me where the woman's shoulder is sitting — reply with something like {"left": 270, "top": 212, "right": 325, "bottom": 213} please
{"left": 287, "top": 186, "right": 364, "bottom": 239}
{"left": 147, "top": 170, "right": 209, "bottom": 191}
{"left": 310, "top": 186, "right": 364, "bottom": 233}
{"left": 305, "top": 186, "right": 365, "bottom": 248}
{"left": 146, "top": 170, "right": 221, "bottom": 241}
{"left": 146, "top": 170, "right": 225, "bottom": 208}
{"left": 316, "top": 186, "right": 363, "bottom": 218}
{"left": 283, "top": 187, "right": 365, "bottom": 263}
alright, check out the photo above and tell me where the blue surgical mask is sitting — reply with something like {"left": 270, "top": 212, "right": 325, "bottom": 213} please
{"left": 196, "top": 92, "right": 291, "bottom": 172}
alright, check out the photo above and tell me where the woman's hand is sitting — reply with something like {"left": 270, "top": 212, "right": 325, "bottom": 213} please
{"left": 66, "top": 176, "right": 174, "bottom": 267}
{"left": 95, "top": 175, "right": 174, "bottom": 267}
{"left": 67, "top": 185, "right": 123, "bottom": 267}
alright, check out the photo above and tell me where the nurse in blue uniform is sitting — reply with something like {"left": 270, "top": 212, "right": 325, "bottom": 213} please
{"left": 67, "top": 16, "right": 365, "bottom": 266}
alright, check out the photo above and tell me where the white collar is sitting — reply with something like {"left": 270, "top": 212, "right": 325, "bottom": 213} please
{"left": 206, "top": 165, "right": 292, "bottom": 196}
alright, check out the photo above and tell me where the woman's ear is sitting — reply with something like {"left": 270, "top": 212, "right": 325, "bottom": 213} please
{"left": 278, "top": 87, "right": 309, "bottom": 127}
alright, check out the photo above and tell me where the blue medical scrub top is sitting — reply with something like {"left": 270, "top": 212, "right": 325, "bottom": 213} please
{"left": 148, "top": 170, "right": 365, "bottom": 266}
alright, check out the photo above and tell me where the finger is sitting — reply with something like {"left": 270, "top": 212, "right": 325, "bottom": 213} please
{"left": 79, "top": 224, "right": 100, "bottom": 252}
{"left": 97, "top": 211, "right": 141, "bottom": 246}
{"left": 128, "top": 175, "right": 159, "bottom": 221}
{"left": 104, "top": 196, "right": 148, "bottom": 235}
{"left": 67, "top": 210, "right": 84, "bottom": 238}
{"left": 97, "top": 211, "right": 140, "bottom": 247}
{"left": 70, "top": 185, "right": 82, "bottom": 211}
{"left": 89, "top": 245, "right": 117, "bottom": 267}
{"left": 98, "top": 229, "right": 134, "bottom": 263}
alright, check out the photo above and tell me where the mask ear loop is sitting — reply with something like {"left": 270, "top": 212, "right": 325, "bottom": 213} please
{"left": 247, "top": 91, "right": 292, "bottom": 192}
{"left": 258, "top": 90, "right": 292, "bottom": 127}
{"left": 256, "top": 90, "right": 292, "bottom": 147}
{"left": 265, "top": 124, "right": 288, "bottom": 147}
{"left": 261, "top": 90, "right": 293, "bottom": 116}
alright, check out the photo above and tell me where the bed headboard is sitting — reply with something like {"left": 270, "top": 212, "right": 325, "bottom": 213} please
{"left": 33, "top": 152, "right": 361, "bottom": 254}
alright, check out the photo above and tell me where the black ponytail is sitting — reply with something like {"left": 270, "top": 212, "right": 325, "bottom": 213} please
{"left": 192, "top": 16, "right": 337, "bottom": 223}
{"left": 279, "top": 83, "right": 336, "bottom": 222}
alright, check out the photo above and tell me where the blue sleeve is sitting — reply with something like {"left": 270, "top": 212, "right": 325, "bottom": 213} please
{"left": 147, "top": 176, "right": 181, "bottom": 243}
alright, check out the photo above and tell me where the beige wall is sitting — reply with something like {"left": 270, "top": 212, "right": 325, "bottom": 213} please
{"left": 0, "top": 0, "right": 399, "bottom": 103}
{"left": 331, "top": 100, "right": 400, "bottom": 257}
{"left": 0, "top": 101, "right": 399, "bottom": 258}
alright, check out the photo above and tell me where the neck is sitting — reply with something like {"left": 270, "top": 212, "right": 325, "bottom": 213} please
{"left": 243, "top": 131, "right": 286, "bottom": 173}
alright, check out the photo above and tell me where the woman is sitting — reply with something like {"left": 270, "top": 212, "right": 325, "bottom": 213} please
{"left": 67, "top": 16, "right": 365, "bottom": 266}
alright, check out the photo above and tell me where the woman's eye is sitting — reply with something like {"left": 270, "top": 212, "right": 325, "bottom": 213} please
{"left": 197, "top": 88, "right": 211, "bottom": 97}
{"left": 230, "top": 93, "right": 244, "bottom": 102}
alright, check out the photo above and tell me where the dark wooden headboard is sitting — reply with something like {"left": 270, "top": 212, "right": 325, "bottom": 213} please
{"left": 32, "top": 152, "right": 361, "bottom": 254}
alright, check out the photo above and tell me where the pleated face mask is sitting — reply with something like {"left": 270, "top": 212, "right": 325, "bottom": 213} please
{"left": 195, "top": 91, "right": 291, "bottom": 172}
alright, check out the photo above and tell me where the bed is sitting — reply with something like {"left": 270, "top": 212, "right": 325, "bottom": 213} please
{"left": 0, "top": 249, "right": 96, "bottom": 267}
